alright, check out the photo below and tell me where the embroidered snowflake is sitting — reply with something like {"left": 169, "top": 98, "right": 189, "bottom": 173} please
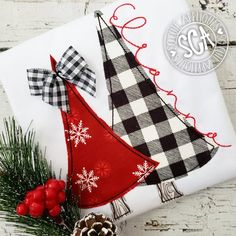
{"left": 132, "top": 161, "right": 155, "bottom": 183}
{"left": 75, "top": 167, "right": 100, "bottom": 193}
{"left": 95, "top": 161, "right": 112, "bottom": 178}
{"left": 66, "top": 120, "right": 91, "bottom": 147}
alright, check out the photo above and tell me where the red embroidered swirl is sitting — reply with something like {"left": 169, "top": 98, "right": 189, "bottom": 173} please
{"left": 109, "top": 3, "right": 231, "bottom": 148}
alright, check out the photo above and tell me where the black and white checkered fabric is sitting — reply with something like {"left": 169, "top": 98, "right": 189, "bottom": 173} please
{"left": 96, "top": 14, "right": 218, "bottom": 184}
{"left": 27, "top": 46, "right": 96, "bottom": 113}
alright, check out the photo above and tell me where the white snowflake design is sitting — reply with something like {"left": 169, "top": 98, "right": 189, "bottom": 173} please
{"left": 66, "top": 120, "right": 92, "bottom": 147}
{"left": 132, "top": 161, "right": 155, "bottom": 183}
{"left": 75, "top": 167, "right": 100, "bottom": 193}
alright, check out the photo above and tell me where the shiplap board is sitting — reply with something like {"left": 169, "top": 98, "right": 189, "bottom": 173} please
{"left": 0, "top": 0, "right": 236, "bottom": 235}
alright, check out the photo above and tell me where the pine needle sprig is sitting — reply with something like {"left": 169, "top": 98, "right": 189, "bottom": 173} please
{"left": 0, "top": 118, "right": 80, "bottom": 235}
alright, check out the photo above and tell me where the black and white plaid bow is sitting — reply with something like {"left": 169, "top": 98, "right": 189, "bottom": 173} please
{"left": 27, "top": 46, "right": 96, "bottom": 113}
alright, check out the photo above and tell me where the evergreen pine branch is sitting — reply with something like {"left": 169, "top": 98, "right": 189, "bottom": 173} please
{"left": 0, "top": 118, "right": 80, "bottom": 236}
{"left": 61, "top": 181, "right": 80, "bottom": 231}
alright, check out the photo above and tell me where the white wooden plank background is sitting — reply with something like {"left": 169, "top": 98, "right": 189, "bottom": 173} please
{"left": 0, "top": 0, "right": 236, "bottom": 235}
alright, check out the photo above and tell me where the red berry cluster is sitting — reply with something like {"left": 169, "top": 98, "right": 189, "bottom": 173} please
{"left": 16, "top": 179, "right": 66, "bottom": 218}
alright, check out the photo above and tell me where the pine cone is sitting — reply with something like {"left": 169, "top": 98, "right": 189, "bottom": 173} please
{"left": 72, "top": 213, "right": 117, "bottom": 236}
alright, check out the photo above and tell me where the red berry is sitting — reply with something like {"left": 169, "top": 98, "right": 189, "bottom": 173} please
{"left": 58, "top": 180, "right": 66, "bottom": 190}
{"left": 32, "top": 189, "right": 45, "bottom": 202}
{"left": 29, "top": 202, "right": 45, "bottom": 218}
{"left": 24, "top": 197, "right": 33, "bottom": 207}
{"left": 16, "top": 203, "right": 28, "bottom": 216}
{"left": 57, "top": 191, "right": 66, "bottom": 203}
{"left": 36, "top": 185, "right": 44, "bottom": 191}
{"left": 26, "top": 191, "right": 33, "bottom": 199}
{"left": 45, "top": 200, "right": 57, "bottom": 210}
{"left": 45, "top": 179, "right": 53, "bottom": 188}
{"left": 49, "top": 205, "right": 61, "bottom": 217}
{"left": 46, "top": 179, "right": 61, "bottom": 191}
{"left": 45, "top": 188, "right": 57, "bottom": 200}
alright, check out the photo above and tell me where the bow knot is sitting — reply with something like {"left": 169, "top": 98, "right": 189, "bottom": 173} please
{"left": 27, "top": 46, "right": 96, "bottom": 113}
